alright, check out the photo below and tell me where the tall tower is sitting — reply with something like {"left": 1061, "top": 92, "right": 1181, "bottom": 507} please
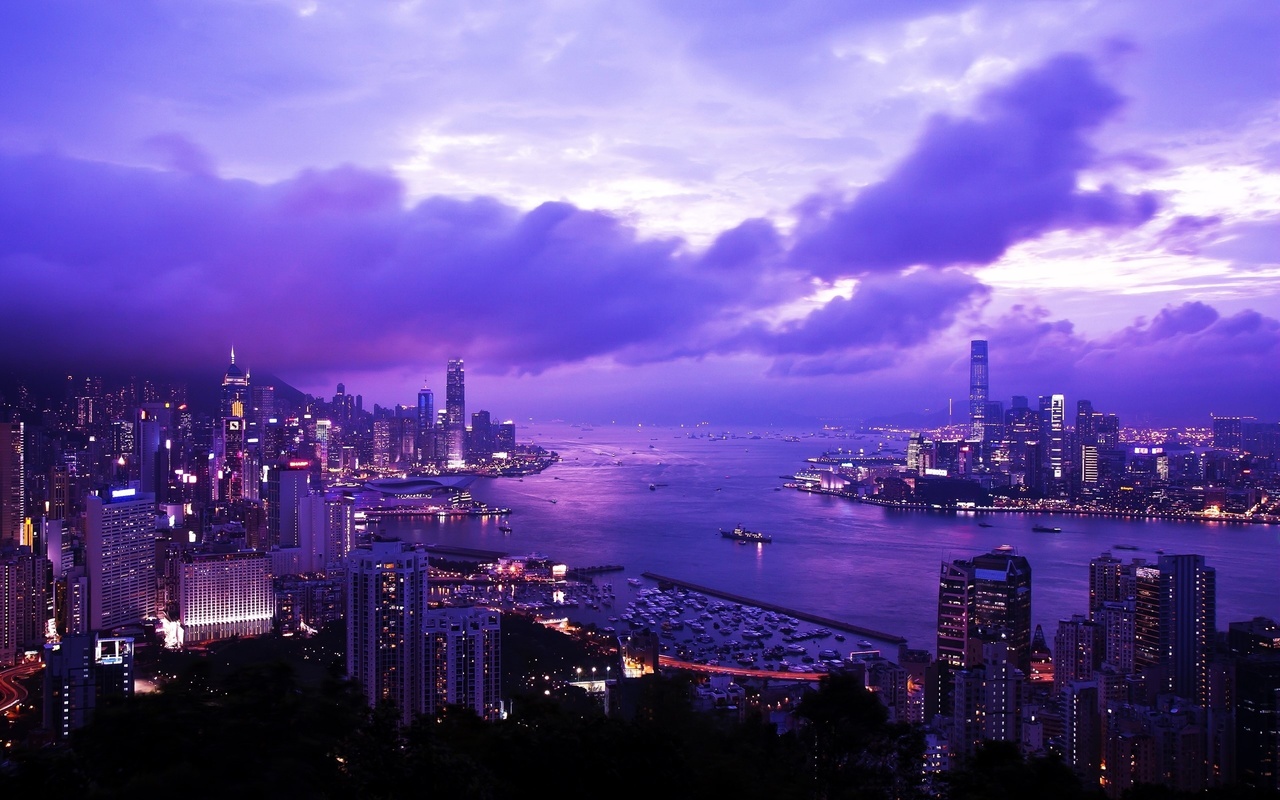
{"left": 969, "top": 341, "right": 988, "bottom": 442}
{"left": 346, "top": 539, "right": 430, "bottom": 724}
{"left": 416, "top": 385, "right": 434, "bottom": 466}
{"left": 85, "top": 489, "right": 157, "bottom": 631}
{"left": 0, "top": 420, "right": 24, "bottom": 545}
{"left": 425, "top": 607, "right": 503, "bottom": 721}
{"left": 445, "top": 359, "right": 466, "bottom": 469}
{"left": 1135, "top": 554, "right": 1217, "bottom": 704}
{"left": 937, "top": 546, "right": 1033, "bottom": 674}
{"left": 218, "top": 348, "right": 251, "bottom": 502}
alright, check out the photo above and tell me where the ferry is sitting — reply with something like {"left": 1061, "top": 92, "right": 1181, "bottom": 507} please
{"left": 1114, "top": 544, "right": 1139, "bottom": 551}
{"left": 720, "top": 524, "right": 772, "bottom": 543}
{"left": 1031, "top": 524, "right": 1062, "bottom": 533}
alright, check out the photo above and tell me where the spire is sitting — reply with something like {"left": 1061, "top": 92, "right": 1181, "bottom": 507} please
{"left": 230, "top": 345, "right": 236, "bottom": 365}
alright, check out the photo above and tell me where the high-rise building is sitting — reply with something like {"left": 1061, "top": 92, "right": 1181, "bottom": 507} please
{"left": 950, "top": 641, "right": 1023, "bottom": 762}
{"left": 425, "top": 607, "right": 502, "bottom": 721}
{"left": 264, "top": 458, "right": 312, "bottom": 550}
{"left": 1135, "top": 554, "right": 1217, "bottom": 705}
{"left": 416, "top": 385, "right": 434, "bottom": 466}
{"left": 469, "top": 410, "right": 493, "bottom": 462}
{"left": 42, "top": 633, "right": 134, "bottom": 739}
{"left": 177, "top": 551, "right": 274, "bottom": 642}
{"left": 1053, "top": 614, "right": 1099, "bottom": 691}
{"left": 85, "top": 488, "right": 157, "bottom": 631}
{"left": 969, "top": 340, "right": 988, "bottom": 442}
{"left": 1039, "top": 394, "right": 1066, "bottom": 493}
{"left": 1211, "top": 415, "right": 1245, "bottom": 451}
{"left": 445, "top": 359, "right": 466, "bottom": 469}
{"left": 0, "top": 420, "right": 24, "bottom": 544}
{"left": 136, "top": 402, "right": 171, "bottom": 502}
{"left": 936, "top": 545, "right": 1033, "bottom": 673}
{"left": 346, "top": 539, "right": 430, "bottom": 724}
{"left": 221, "top": 348, "right": 251, "bottom": 420}
{"left": 1088, "top": 551, "right": 1141, "bottom": 615}
{"left": 1, "top": 544, "right": 48, "bottom": 666}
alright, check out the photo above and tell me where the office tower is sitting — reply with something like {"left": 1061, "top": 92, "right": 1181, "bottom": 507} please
{"left": 346, "top": 539, "right": 430, "bottom": 724}
{"left": 1, "top": 544, "right": 49, "bottom": 666}
{"left": 136, "top": 402, "right": 171, "bottom": 501}
{"left": 495, "top": 421, "right": 516, "bottom": 454}
{"left": 1061, "top": 680, "right": 1101, "bottom": 783}
{"left": 469, "top": 410, "right": 493, "bottom": 461}
{"left": 0, "top": 420, "right": 24, "bottom": 544}
{"left": 1005, "top": 401, "right": 1040, "bottom": 488}
{"left": 177, "top": 551, "right": 273, "bottom": 642}
{"left": 1076, "top": 400, "right": 1096, "bottom": 445}
{"left": 86, "top": 488, "right": 157, "bottom": 631}
{"left": 969, "top": 340, "right": 988, "bottom": 441}
{"left": 907, "top": 433, "right": 925, "bottom": 474}
{"left": 265, "top": 459, "right": 312, "bottom": 549}
{"left": 1135, "top": 554, "right": 1217, "bottom": 705}
{"left": 936, "top": 545, "right": 1033, "bottom": 673}
{"left": 1080, "top": 445, "right": 1099, "bottom": 488}
{"left": 1211, "top": 415, "right": 1245, "bottom": 451}
{"left": 1096, "top": 413, "right": 1120, "bottom": 451}
{"left": 1039, "top": 394, "right": 1066, "bottom": 493}
{"left": 445, "top": 358, "right": 466, "bottom": 468}
{"left": 1053, "top": 614, "right": 1100, "bottom": 691}
{"left": 42, "top": 633, "right": 134, "bottom": 739}
{"left": 1232, "top": 620, "right": 1280, "bottom": 791}
{"left": 425, "top": 607, "right": 502, "bottom": 721}
{"left": 416, "top": 385, "right": 434, "bottom": 466}
{"left": 221, "top": 348, "right": 251, "bottom": 419}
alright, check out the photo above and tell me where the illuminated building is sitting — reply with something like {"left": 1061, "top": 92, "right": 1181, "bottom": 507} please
{"left": 469, "top": 410, "right": 493, "bottom": 461}
{"left": 177, "top": 551, "right": 273, "bottom": 642}
{"left": 274, "top": 574, "right": 343, "bottom": 635}
{"left": 1, "top": 544, "right": 48, "bottom": 666}
{"left": 216, "top": 349, "right": 250, "bottom": 501}
{"left": 265, "top": 458, "right": 312, "bottom": 549}
{"left": 86, "top": 488, "right": 157, "bottom": 631}
{"left": 1135, "top": 554, "right": 1217, "bottom": 705}
{"left": 0, "top": 420, "right": 24, "bottom": 544}
{"left": 969, "top": 340, "right": 988, "bottom": 442}
{"left": 416, "top": 384, "right": 435, "bottom": 466}
{"left": 1053, "top": 614, "right": 1099, "bottom": 692}
{"left": 324, "top": 494, "right": 354, "bottom": 570}
{"left": 937, "top": 546, "right": 1033, "bottom": 674}
{"left": 346, "top": 539, "right": 430, "bottom": 724}
{"left": 951, "top": 641, "right": 1023, "bottom": 761}
{"left": 42, "top": 633, "right": 134, "bottom": 739}
{"left": 1039, "top": 394, "right": 1066, "bottom": 495}
{"left": 445, "top": 358, "right": 466, "bottom": 469}
{"left": 136, "top": 402, "right": 171, "bottom": 502}
{"left": 425, "top": 607, "right": 502, "bottom": 721}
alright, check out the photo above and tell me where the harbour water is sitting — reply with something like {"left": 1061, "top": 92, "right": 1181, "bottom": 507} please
{"left": 380, "top": 422, "right": 1280, "bottom": 653}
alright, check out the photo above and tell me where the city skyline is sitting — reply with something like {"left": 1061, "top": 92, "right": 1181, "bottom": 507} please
{"left": 2, "top": 3, "right": 1278, "bottom": 426}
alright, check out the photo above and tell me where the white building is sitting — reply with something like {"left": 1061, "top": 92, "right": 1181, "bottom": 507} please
{"left": 178, "top": 551, "right": 273, "bottom": 642}
{"left": 85, "top": 489, "right": 157, "bottom": 631}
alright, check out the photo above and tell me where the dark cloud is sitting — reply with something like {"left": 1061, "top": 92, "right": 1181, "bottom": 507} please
{"left": 789, "top": 53, "right": 1158, "bottom": 277}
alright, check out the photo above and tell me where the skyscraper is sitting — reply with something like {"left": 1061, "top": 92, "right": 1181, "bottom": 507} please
{"left": 346, "top": 539, "right": 430, "bottom": 724}
{"left": 177, "top": 551, "right": 273, "bottom": 642}
{"left": 1135, "top": 554, "right": 1217, "bottom": 704}
{"left": 1, "top": 544, "right": 48, "bottom": 666}
{"left": 0, "top": 420, "right": 24, "bottom": 544}
{"left": 264, "top": 458, "right": 312, "bottom": 550}
{"left": 416, "top": 384, "right": 434, "bottom": 466}
{"left": 425, "top": 607, "right": 502, "bottom": 721}
{"left": 969, "top": 340, "right": 988, "bottom": 442}
{"left": 445, "top": 358, "right": 466, "bottom": 469}
{"left": 937, "top": 545, "right": 1033, "bottom": 673}
{"left": 42, "top": 633, "right": 134, "bottom": 739}
{"left": 86, "top": 488, "right": 157, "bottom": 631}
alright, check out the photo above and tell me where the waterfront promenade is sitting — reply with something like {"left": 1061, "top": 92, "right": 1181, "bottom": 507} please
{"left": 640, "top": 572, "right": 907, "bottom": 645}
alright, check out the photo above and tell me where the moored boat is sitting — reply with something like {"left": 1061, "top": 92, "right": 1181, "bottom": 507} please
{"left": 720, "top": 524, "right": 772, "bottom": 543}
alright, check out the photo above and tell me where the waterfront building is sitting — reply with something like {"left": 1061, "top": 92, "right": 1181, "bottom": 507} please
{"left": 969, "top": 340, "right": 988, "bottom": 443}
{"left": 424, "top": 607, "right": 502, "bottom": 721}
{"left": 936, "top": 546, "right": 1033, "bottom": 674}
{"left": 1039, "top": 394, "right": 1067, "bottom": 495}
{"left": 346, "top": 539, "right": 430, "bottom": 724}
{"left": 416, "top": 384, "right": 434, "bottom": 466}
{"left": 0, "top": 419, "right": 23, "bottom": 544}
{"left": 177, "top": 551, "right": 273, "bottom": 642}
{"left": 42, "top": 633, "right": 134, "bottom": 739}
{"left": 85, "top": 488, "right": 157, "bottom": 631}
{"left": 445, "top": 359, "right": 466, "bottom": 469}
{"left": 469, "top": 410, "right": 494, "bottom": 462}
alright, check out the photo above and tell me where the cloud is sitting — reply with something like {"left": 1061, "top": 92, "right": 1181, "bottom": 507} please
{"left": 789, "top": 53, "right": 1159, "bottom": 277}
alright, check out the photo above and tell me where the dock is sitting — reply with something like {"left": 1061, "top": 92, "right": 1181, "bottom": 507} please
{"left": 422, "top": 544, "right": 509, "bottom": 560}
{"left": 640, "top": 572, "right": 908, "bottom": 645}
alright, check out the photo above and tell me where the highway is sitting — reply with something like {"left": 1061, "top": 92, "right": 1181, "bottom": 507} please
{"left": 0, "top": 661, "right": 43, "bottom": 714}
{"left": 658, "top": 655, "right": 822, "bottom": 682}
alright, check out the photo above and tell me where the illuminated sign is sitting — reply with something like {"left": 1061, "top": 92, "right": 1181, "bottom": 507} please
{"left": 226, "top": 419, "right": 242, "bottom": 431}
{"left": 288, "top": 460, "right": 311, "bottom": 469}
{"left": 110, "top": 488, "right": 137, "bottom": 499}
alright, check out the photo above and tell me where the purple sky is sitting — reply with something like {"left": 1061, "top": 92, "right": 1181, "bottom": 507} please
{"left": 2, "top": 2, "right": 1278, "bottom": 425}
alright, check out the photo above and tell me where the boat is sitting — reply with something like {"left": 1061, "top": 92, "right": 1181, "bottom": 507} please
{"left": 649, "top": 483, "right": 656, "bottom": 491}
{"left": 1114, "top": 544, "right": 1139, "bottom": 551}
{"left": 627, "top": 577, "right": 642, "bottom": 587}
{"left": 978, "top": 522, "right": 994, "bottom": 528}
{"left": 499, "top": 524, "right": 512, "bottom": 533}
{"left": 720, "top": 524, "right": 772, "bottom": 543}
{"left": 1032, "top": 525, "right": 1061, "bottom": 533}
{"left": 857, "top": 639, "right": 873, "bottom": 648}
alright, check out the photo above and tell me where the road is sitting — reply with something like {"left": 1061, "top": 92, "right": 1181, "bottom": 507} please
{"left": 659, "top": 655, "right": 822, "bottom": 682}
{"left": 0, "top": 661, "right": 43, "bottom": 714}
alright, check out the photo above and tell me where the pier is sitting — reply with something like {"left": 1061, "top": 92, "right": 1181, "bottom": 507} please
{"left": 640, "top": 572, "right": 908, "bottom": 645}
